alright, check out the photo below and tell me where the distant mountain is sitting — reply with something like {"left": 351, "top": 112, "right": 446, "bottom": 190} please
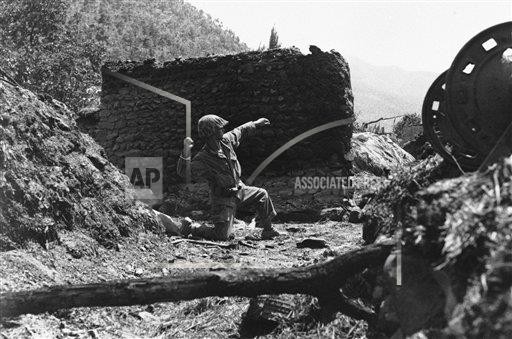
{"left": 347, "top": 56, "right": 438, "bottom": 129}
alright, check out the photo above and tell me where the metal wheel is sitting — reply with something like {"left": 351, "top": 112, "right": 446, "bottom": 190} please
{"left": 422, "top": 71, "right": 483, "bottom": 170}
{"left": 445, "top": 21, "right": 512, "bottom": 156}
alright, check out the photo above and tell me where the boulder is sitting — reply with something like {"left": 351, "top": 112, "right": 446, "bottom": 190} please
{"left": 351, "top": 132, "right": 415, "bottom": 176}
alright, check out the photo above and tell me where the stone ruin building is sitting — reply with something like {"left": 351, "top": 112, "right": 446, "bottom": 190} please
{"left": 78, "top": 46, "right": 354, "bottom": 189}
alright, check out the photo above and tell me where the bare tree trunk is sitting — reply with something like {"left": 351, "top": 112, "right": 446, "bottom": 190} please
{"left": 0, "top": 242, "right": 393, "bottom": 321}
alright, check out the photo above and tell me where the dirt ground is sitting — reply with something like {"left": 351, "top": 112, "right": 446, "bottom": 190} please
{"left": 0, "top": 220, "right": 368, "bottom": 338}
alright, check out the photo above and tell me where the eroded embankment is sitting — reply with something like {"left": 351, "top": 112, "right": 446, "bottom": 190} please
{"left": 0, "top": 79, "right": 162, "bottom": 251}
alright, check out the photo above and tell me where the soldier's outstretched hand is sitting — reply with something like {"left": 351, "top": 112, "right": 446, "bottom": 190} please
{"left": 255, "top": 118, "right": 270, "bottom": 127}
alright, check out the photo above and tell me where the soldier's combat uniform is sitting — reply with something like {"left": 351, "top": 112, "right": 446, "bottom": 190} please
{"left": 177, "top": 119, "right": 277, "bottom": 240}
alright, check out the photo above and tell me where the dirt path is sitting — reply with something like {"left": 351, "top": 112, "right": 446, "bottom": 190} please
{"left": 0, "top": 221, "right": 367, "bottom": 338}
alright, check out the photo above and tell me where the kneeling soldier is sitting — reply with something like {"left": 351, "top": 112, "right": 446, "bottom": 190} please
{"left": 177, "top": 114, "right": 282, "bottom": 240}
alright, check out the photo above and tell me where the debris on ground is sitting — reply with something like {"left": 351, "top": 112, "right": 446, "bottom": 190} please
{"left": 0, "top": 220, "right": 365, "bottom": 338}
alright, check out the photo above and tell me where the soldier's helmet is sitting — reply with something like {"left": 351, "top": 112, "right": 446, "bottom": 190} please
{"left": 198, "top": 114, "right": 228, "bottom": 138}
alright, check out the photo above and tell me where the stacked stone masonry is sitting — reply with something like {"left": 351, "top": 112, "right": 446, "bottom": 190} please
{"left": 79, "top": 46, "right": 354, "bottom": 189}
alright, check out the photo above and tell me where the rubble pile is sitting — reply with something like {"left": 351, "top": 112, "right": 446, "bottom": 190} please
{"left": 361, "top": 155, "right": 512, "bottom": 337}
{"left": 0, "top": 79, "right": 161, "bottom": 251}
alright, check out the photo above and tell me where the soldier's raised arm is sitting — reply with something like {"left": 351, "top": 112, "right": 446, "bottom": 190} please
{"left": 225, "top": 118, "right": 270, "bottom": 148}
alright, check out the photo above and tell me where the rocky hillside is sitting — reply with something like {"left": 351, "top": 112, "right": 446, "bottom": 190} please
{"left": 0, "top": 78, "right": 162, "bottom": 251}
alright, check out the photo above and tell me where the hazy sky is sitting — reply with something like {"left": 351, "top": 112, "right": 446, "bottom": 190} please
{"left": 188, "top": 0, "right": 511, "bottom": 72}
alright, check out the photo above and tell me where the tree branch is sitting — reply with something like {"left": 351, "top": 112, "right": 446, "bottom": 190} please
{"left": 0, "top": 242, "right": 394, "bottom": 320}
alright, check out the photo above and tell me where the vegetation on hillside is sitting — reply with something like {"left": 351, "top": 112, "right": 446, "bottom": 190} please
{"left": 268, "top": 26, "right": 281, "bottom": 49}
{"left": 0, "top": 0, "right": 248, "bottom": 111}
{"left": 362, "top": 155, "right": 512, "bottom": 337}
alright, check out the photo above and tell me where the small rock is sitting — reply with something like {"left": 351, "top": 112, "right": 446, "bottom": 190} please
{"left": 348, "top": 207, "right": 363, "bottom": 223}
{"left": 297, "top": 238, "right": 328, "bottom": 249}
{"left": 130, "top": 311, "right": 156, "bottom": 321}
{"left": 285, "top": 226, "right": 301, "bottom": 232}
{"left": 88, "top": 329, "right": 99, "bottom": 338}
{"left": 135, "top": 268, "right": 143, "bottom": 276}
{"left": 137, "top": 311, "right": 156, "bottom": 322}
{"left": 61, "top": 329, "right": 80, "bottom": 337}
{"left": 320, "top": 207, "right": 346, "bottom": 221}
{"left": 322, "top": 248, "right": 339, "bottom": 257}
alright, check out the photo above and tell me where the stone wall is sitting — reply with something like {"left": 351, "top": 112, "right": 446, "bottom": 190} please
{"left": 79, "top": 46, "right": 354, "bottom": 189}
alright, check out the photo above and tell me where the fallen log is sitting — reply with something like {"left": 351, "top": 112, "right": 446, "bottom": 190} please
{"left": 0, "top": 242, "right": 394, "bottom": 321}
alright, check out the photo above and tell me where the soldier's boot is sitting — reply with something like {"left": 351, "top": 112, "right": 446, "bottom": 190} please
{"left": 188, "top": 222, "right": 233, "bottom": 241}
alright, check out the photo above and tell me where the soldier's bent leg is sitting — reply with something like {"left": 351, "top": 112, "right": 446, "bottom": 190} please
{"left": 186, "top": 204, "right": 234, "bottom": 241}
{"left": 238, "top": 185, "right": 277, "bottom": 229}
{"left": 182, "top": 204, "right": 235, "bottom": 241}
{"left": 190, "top": 211, "right": 234, "bottom": 240}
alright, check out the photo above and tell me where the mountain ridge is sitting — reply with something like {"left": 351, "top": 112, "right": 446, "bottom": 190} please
{"left": 347, "top": 55, "right": 438, "bottom": 128}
